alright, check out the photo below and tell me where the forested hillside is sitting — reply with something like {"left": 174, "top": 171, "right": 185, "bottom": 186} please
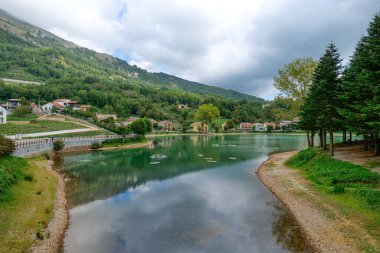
{"left": 0, "top": 9, "right": 262, "bottom": 102}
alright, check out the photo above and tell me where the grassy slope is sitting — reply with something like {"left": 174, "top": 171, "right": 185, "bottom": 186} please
{"left": 0, "top": 156, "right": 56, "bottom": 252}
{"left": 0, "top": 120, "right": 86, "bottom": 135}
{"left": 286, "top": 149, "right": 380, "bottom": 251}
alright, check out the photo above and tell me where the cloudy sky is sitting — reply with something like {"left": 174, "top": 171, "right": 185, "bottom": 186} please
{"left": 0, "top": 0, "right": 378, "bottom": 99}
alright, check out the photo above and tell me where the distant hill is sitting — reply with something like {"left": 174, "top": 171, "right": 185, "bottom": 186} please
{"left": 0, "top": 9, "right": 263, "bottom": 102}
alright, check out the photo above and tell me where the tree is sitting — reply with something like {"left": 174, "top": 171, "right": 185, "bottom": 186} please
{"left": 129, "top": 118, "right": 152, "bottom": 136}
{"left": 53, "top": 139, "right": 64, "bottom": 151}
{"left": 0, "top": 136, "right": 16, "bottom": 157}
{"left": 273, "top": 57, "right": 318, "bottom": 107}
{"left": 310, "top": 43, "right": 342, "bottom": 155}
{"left": 194, "top": 104, "right": 220, "bottom": 127}
{"left": 12, "top": 105, "right": 31, "bottom": 117}
{"left": 339, "top": 13, "right": 380, "bottom": 155}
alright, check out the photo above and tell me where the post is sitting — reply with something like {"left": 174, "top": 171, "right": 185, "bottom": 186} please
{"left": 329, "top": 130, "right": 334, "bottom": 156}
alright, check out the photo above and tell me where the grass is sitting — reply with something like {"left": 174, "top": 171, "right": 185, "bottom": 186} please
{"left": 286, "top": 148, "right": 380, "bottom": 250}
{"left": 0, "top": 156, "right": 57, "bottom": 252}
{"left": 0, "top": 120, "right": 85, "bottom": 135}
{"left": 101, "top": 136, "right": 147, "bottom": 147}
{"left": 0, "top": 156, "right": 27, "bottom": 201}
{"left": 212, "top": 118, "right": 230, "bottom": 127}
{"left": 7, "top": 114, "right": 38, "bottom": 121}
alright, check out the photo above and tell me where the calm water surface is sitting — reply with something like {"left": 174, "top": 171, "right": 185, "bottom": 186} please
{"left": 57, "top": 134, "right": 314, "bottom": 253}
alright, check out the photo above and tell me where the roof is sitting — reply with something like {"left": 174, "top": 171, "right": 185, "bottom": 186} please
{"left": 52, "top": 102, "right": 64, "bottom": 108}
{"left": 54, "top": 99, "right": 71, "bottom": 102}
{"left": 8, "top": 99, "right": 21, "bottom": 102}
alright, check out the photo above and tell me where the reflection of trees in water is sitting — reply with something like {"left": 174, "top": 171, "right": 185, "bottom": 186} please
{"left": 272, "top": 201, "right": 315, "bottom": 253}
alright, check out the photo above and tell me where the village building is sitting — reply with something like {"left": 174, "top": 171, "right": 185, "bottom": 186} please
{"left": 221, "top": 122, "right": 228, "bottom": 130}
{"left": 293, "top": 117, "right": 301, "bottom": 123}
{"left": 253, "top": 123, "right": 266, "bottom": 131}
{"left": 0, "top": 105, "right": 8, "bottom": 124}
{"left": 279, "top": 120, "right": 293, "bottom": 128}
{"left": 264, "top": 122, "right": 276, "bottom": 130}
{"left": 191, "top": 122, "right": 208, "bottom": 132}
{"left": 79, "top": 105, "right": 91, "bottom": 111}
{"left": 240, "top": 122, "right": 253, "bottom": 131}
{"left": 96, "top": 114, "right": 118, "bottom": 121}
{"left": 30, "top": 102, "right": 41, "bottom": 114}
{"left": 158, "top": 121, "right": 172, "bottom": 131}
{"left": 53, "top": 99, "right": 71, "bottom": 107}
{"left": 41, "top": 102, "right": 54, "bottom": 114}
{"left": 68, "top": 101, "right": 80, "bottom": 110}
{"left": 1, "top": 98, "right": 21, "bottom": 111}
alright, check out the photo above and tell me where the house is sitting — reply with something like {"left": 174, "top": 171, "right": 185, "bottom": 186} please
{"left": 178, "top": 104, "right": 188, "bottom": 109}
{"left": 191, "top": 122, "right": 208, "bottom": 132}
{"left": 264, "top": 122, "right": 276, "bottom": 130}
{"left": 0, "top": 105, "right": 8, "bottom": 124}
{"left": 279, "top": 120, "right": 293, "bottom": 128}
{"left": 41, "top": 102, "right": 54, "bottom": 114}
{"left": 68, "top": 101, "right": 80, "bottom": 110}
{"left": 30, "top": 102, "right": 41, "bottom": 114}
{"left": 96, "top": 114, "right": 117, "bottom": 121}
{"left": 2, "top": 99, "right": 21, "bottom": 111}
{"left": 253, "top": 123, "right": 266, "bottom": 131}
{"left": 158, "top": 121, "right": 172, "bottom": 131}
{"left": 53, "top": 99, "right": 71, "bottom": 107}
{"left": 79, "top": 105, "right": 91, "bottom": 111}
{"left": 240, "top": 122, "right": 253, "bottom": 131}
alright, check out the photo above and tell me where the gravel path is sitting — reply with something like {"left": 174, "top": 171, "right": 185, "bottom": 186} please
{"left": 257, "top": 151, "right": 368, "bottom": 253}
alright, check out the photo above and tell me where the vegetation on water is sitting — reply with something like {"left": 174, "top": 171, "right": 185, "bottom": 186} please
{"left": 0, "top": 157, "right": 56, "bottom": 252}
{"left": 299, "top": 14, "right": 380, "bottom": 156}
{"left": 0, "top": 120, "right": 84, "bottom": 135}
{"left": 286, "top": 148, "right": 380, "bottom": 211}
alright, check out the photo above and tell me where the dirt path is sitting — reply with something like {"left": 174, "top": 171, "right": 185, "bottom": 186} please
{"left": 257, "top": 151, "right": 378, "bottom": 253}
{"left": 334, "top": 145, "right": 380, "bottom": 173}
{"left": 30, "top": 160, "right": 68, "bottom": 253}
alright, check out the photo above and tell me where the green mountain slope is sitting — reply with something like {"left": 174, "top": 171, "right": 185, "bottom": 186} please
{"left": 0, "top": 9, "right": 263, "bottom": 102}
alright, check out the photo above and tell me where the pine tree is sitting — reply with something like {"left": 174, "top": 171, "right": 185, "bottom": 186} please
{"left": 312, "top": 43, "right": 342, "bottom": 156}
{"left": 340, "top": 13, "right": 380, "bottom": 155}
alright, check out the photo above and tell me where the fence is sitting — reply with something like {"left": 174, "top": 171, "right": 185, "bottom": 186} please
{"left": 13, "top": 134, "right": 135, "bottom": 157}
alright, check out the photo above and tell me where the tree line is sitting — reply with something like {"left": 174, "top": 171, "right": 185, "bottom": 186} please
{"left": 300, "top": 13, "right": 380, "bottom": 156}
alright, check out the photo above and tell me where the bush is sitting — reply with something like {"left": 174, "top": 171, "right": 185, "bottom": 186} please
{"left": 332, "top": 185, "right": 345, "bottom": 194}
{"left": 91, "top": 142, "right": 102, "bottom": 149}
{"left": 53, "top": 139, "right": 64, "bottom": 151}
{"left": 41, "top": 151, "right": 51, "bottom": 160}
{"left": 286, "top": 148, "right": 318, "bottom": 167}
{"left": 0, "top": 135, "right": 16, "bottom": 157}
{"left": 24, "top": 173, "right": 34, "bottom": 181}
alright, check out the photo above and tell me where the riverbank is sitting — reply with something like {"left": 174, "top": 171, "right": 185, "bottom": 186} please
{"left": 0, "top": 156, "right": 62, "bottom": 253}
{"left": 257, "top": 151, "right": 380, "bottom": 253}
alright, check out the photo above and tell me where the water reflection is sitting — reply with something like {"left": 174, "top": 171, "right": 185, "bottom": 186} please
{"left": 60, "top": 134, "right": 313, "bottom": 253}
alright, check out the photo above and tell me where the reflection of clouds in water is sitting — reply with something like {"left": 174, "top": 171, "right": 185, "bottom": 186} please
{"left": 66, "top": 161, "right": 292, "bottom": 253}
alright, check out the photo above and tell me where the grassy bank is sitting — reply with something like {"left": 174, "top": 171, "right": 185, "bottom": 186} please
{"left": 286, "top": 149, "right": 380, "bottom": 251}
{"left": 0, "top": 156, "right": 57, "bottom": 252}
{"left": 101, "top": 136, "right": 147, "bottom": 148}
{"left": 0, "top": 120, "right": 85, "bottom": 135}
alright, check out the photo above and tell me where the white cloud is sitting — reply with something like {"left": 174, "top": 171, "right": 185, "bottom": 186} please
{"left": 0, "top": 0, "right": 378, "bottom": 99}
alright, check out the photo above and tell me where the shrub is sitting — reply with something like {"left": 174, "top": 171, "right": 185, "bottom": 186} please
{"left": 286, "top": 148, "right": 318, "bottom": 167}
{"left": 41, "top": 151, "right": 51, "bottom": 160}
{"left": 91, "top": 142, "right": 102, "bottom": 149}
{"left": 53, "top": 139, "right": 64, "bottom": 151}
{"left": 332, "top": 185, "right": 345, "bottom": 194}
{"left": 0, "top": 135, "right": 16, "bottom": 157}
{"left": 24, "top": 173, "right": 33, "bottom": 181}
{"left": 36, "top": 231, "right": 44, "bottom": 240}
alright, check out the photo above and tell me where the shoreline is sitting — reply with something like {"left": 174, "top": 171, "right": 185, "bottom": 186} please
{"left": 30, "top": 159, "right": 68, "bottom": 253}
{"left": 256, "top": 151, "right": 372, "bottom": 253}
{"left": 28, "top": 140, "right": 153, "bottom": 252}
{"left": 60, "top": 140, "right": 153, "bottom": 154}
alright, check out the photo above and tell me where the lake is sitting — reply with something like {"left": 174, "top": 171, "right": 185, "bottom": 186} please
{"left": 57, "top": 134, "right": 314, "bottom": 253}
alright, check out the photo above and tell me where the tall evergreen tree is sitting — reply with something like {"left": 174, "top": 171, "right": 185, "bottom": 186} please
{"left": 311, "top": 43, "right": 342, "bottom": 155}
{"left": 340, "top": 13, "right": 380, "bottom": 155}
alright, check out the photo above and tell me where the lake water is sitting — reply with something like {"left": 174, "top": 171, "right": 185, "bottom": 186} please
{"left": 57, "top": 134, "right": 314, "bottom": 253}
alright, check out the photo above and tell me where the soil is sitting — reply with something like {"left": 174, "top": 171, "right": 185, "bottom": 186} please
{"left": 256, "top": 151, "right": 378, "bottom": 253}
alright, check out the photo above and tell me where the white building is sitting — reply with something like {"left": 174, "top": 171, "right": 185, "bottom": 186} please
{"left": 41, "top": 103, "right": 54, "bottom": 114}
{"left": 253, "top": 123, "right": 266, "bottom": 131}
{"left": 0, "top": 105, "right": 8, "bottom": 124}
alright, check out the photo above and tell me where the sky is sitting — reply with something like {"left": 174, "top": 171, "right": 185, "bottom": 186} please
{"left": 0, "top": 0, "right": 378, "bottom": 99}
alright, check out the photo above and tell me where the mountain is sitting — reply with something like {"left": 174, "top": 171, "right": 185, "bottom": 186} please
{"left": 0, "top": 9, "right": 263, "bottom": 102}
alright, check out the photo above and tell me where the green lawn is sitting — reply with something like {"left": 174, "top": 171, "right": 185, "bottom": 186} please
{"left": 286, "top": 148, "right": 380, "bottom": 250}
{"left": 7, "top": 114, "right": 38, "bottom": 121}
{"left": 0, "top": 157, "right": 56, "bottom": 252}
{"left": 25, "top": 130, "right": 111, "bottom": 139}
{"left": 0, "top": 120, "right": 85, "bottom": 135}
